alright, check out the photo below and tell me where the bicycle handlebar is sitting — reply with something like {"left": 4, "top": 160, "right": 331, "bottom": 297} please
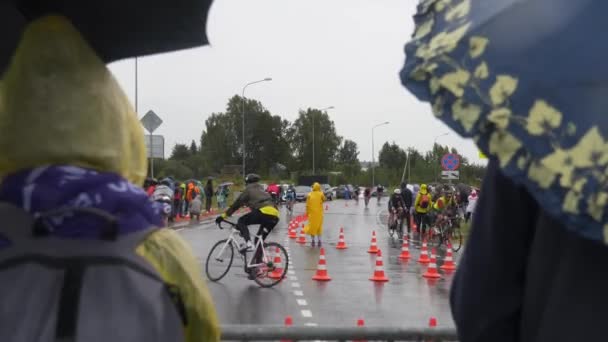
{"left": 217, "top": 219, "right": 238, "bottom": 229}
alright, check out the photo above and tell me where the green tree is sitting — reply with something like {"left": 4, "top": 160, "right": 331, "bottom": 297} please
{"left": 378, "top": 142, "right": 407, "bottom": 170}
{"left": 336, "top": 139, "right": 360, "bottom": 177}
{"left": 170, "top": 144, "right": 191, "bottom": 161}
{"left": 200, "top": 95, "right": 291, "bottom": 175}
{"left": 189, "top": 140, "right": 198, "bottom": 155}
{"left": 289, "top": 108, "right": 342, "bottom": 174}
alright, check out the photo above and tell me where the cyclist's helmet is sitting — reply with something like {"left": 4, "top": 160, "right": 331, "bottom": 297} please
{"left": 245, "top": 173, "right": 261, "bottom": 184}
{"left": 394, "top": 188, "right": 401, "bottom": 195}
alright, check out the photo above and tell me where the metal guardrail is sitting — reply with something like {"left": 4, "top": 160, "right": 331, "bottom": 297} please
{"left": 221, "top": 325, "right": 459, "bottom": 341}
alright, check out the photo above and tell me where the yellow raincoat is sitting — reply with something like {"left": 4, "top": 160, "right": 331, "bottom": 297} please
{"left": 0, "top": 16, "right": 219, "bottom": 342}
{"left": 305, "top": 183, "right": 326, "bottom": 236}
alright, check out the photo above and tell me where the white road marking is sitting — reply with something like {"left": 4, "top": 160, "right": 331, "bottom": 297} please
{"left": 297, "top": 299, "right": 308, "bottom": 306}
{"left": 288, "top": 270, "right": 295, "bottom": 275}
{"left": 291, "top": 282, "right": 301, "bottom": 288}
{"left": 293, "top": 290, "right": 304, "bottom": 296}
{"left": 301, "top": 310, "right": 313, "bottom": 318}
{"left": 289, "top": 276, "right": 298, "bottom": 281}
{"left": 304, "top": 323, "right": 318, "bottom": 327}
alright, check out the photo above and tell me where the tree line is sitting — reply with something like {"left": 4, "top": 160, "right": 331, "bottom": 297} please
{"left": 151, "top": 95, "right": 485, "bottom": 186}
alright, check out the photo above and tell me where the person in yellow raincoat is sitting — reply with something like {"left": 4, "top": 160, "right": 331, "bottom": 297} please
{"left": 0, "top": 16, "right": 219, "bottom": 341}
{"left": 305, "top": 183, "right": 326, "bottom": 246}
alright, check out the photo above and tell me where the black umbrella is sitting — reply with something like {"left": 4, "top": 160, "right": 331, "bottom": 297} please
{"left": 0, "top": 0, "right": 214, "bottom": 74}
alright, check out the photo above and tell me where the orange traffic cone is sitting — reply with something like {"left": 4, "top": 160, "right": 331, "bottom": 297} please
{"left": 369, "top": 249, "right": 389, "bottom": 282}
{"left": 398, "top": 235, "right": 410, "bottom": 260}
{"left": 325, "top": 204, "right": 329, "bottom": 211}
{"left": 297, "top": 227, "right": 307, "bottom": 244}
{"left": 367, "top": 231, "right": 379, "bottom": 254}
{"left": 288, "top": 225, "right": 298, "bottom": 239}
{"left": 429, "top": 317, "right": 437, "bottom": 328}
{"left": 312, "top": 248, "right": 332, "bottom": 281}
{"left": 422, "top": 248, "right": 441, "bottom": 279}
{"left": 269, "top": 247, "right": 284, "bottom": 279}
{"left": 440, "top": 242, "right": 457, "bottom": 271}
{"left": 336, "top": 227, "right": 348, "bottom": 250}
{"left": 417, "top": 239, "right": 430, "bottom": 264}
{"left": 410, "top": 215, "right": 418, "bottom": 233}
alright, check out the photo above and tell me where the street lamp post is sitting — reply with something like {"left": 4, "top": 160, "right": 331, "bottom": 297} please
{"left": 242, "top": 78, "right": 272, "bottom": 177}
{"left": 371, "top": 121, "right": 390, "bottom": 187}
{"left": 433, "top": 132, "right": 450, "bottom": 183}
{"left": 313, "top": 106, "right": 335, "bottom": 175}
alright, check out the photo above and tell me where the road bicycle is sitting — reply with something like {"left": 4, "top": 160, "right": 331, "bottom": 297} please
{"left": 388, "top": 207, "right": 405, "bottom": 240}
{"left": 427, "top": 212, "right": 463, "bottom": 252}
{"left": 205, "top": 219, "right": 289, "bottom": 288}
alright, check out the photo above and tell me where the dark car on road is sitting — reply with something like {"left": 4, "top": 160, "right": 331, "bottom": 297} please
{"left": 336, "top": 184, "right": 355, "bottom": 199}
{"left": 295, "top": 185, "right": 311, "bottom": 202}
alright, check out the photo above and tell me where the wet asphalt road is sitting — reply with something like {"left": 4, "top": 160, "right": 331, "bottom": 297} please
{"left": 178, "top": 197, "right": 458, "bottom": 329}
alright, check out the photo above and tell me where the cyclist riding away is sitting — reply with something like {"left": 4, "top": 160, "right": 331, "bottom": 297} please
{"left": 388, "top": 188, "right": 407, "bottom": 235}
{"left": 364, "top": 187, "right": 372, "bottom": 207}
{"left": 266, "top": 182, "right": 281, "bottom": 207}
{"left": 216, "top": 174, "right": 279, "bottom": 263}
{"left": 414, "top": 183, "right": 433, "bottom": 241}
{"left": 285, "top": 184, "right": 296, "bottom": 212}
{"left": 376, "top": 184, "right": 385, "bottom": 203}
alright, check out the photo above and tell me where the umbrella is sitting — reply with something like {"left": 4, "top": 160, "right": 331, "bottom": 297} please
{"left": 0, "top": 0, "right": 214, "bottom": 74}
{"left": 401, "top": 0, "right": 608, "bottom": 244}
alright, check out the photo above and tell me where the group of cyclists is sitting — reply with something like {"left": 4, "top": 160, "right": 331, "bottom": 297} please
{"left": 387, "top": 182, "right": 467, "bottom": 243}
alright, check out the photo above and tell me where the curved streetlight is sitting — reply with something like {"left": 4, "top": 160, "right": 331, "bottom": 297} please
{"left": 312, "top": 106, "right": 335, "bottom": 174}
{"left": 433, "top": 132, "right": 450, "bottom": 183}
{"left": 242, "top": 78, "right": 272, "bottom": 177}
{"left": 371, "top": 121, "right": 390, "bottom": 187}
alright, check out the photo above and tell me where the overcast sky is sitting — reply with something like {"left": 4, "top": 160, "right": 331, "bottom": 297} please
{"left": 108, "top": 0, "right": 482, "bottom": 164}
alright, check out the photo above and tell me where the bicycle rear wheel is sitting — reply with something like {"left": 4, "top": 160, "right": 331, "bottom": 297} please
{"left": 252, "top": 242, "right": 289, "bottom": 288}
{"left": 428, "top": 225, "right": 443, "bottom": 250}
{"left": 205, "top": 239, "right": 235, "bottom": 282}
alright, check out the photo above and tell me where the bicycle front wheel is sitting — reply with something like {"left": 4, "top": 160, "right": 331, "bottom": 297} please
{"left": 205, "top": 239, "right": 235, "bottom": 282}
{"left": 253, "top": 242, "right": 289, "bottom": 288}
{"left": 450, "top": 227, "right": 463, "bottom": 252}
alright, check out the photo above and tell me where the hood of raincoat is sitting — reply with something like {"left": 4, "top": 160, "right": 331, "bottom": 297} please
{"left": 420, "top": 184, "right": 429, "bottom": 194}
{"left": 312, "top": 182, "right": 321, "bottom": 191}
{"left": 0, "top": 15, "right": 146, "bottom": 185}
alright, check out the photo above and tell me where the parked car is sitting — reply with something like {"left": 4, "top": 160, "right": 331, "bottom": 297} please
{"left": 295, "top": 185, "right": 311, "bottom": 202}
{"left": 321, "top": 183, "right": 333, "bottom": 201}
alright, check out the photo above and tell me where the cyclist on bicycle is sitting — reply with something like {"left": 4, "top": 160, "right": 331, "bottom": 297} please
{"left": 364, "top": 187, "right": 372, "bottom": 207}
{"left": 285, "top": 185, "right": 296, "bottom": 211}
{"left": 216, "top": 174, "right": 279, "bottom": 255}
{"left": 388, "top": 188, "right": 406, "bottom": 234}
{"left": 266, "top": 182, "right": 281, "bottom": 207}
{"left": 414, "top": 183, "right": 433, "bottom": 240}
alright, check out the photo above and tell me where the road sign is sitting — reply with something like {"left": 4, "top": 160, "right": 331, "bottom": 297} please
{"left": 140, "top": 110, "right": 163, "bottom": 133}
{"left": 441, "top": 153, "right": 461, "bottom": 171}
{"left": 441, "top": 170, "right": 460, "bottom": 180}
{"left": 144, "top": 135, "right": 165, "bottom": 159}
